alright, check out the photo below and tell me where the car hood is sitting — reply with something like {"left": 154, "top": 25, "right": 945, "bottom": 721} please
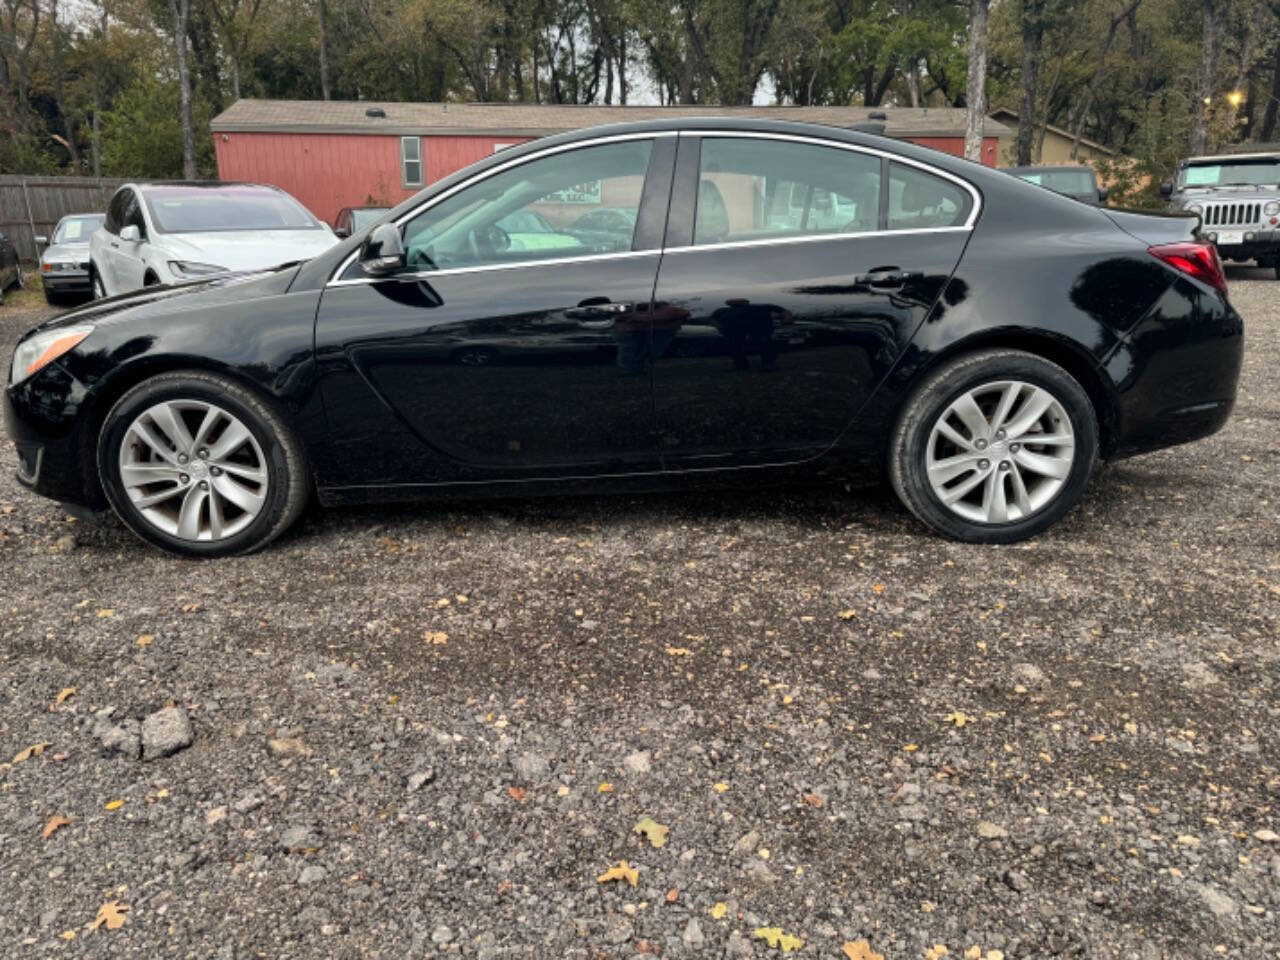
{"left": 155, "top": 229, "right": 338, "bottom": 271}
{"left": 29, "top": 264, "right": 303, "bottom": 336}
{"left": 41, "top": 241, "right": 91, "bottom": 263}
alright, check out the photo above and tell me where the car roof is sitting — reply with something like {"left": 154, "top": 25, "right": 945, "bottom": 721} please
{"left": 1182, "top": 152, "right": 1280, "bottom": 164}
{"left": 1004, "top": 165, "right": 1094, "bottom": 174}
{"left": 131, "top": 181, "right": 285, "bottom": 192}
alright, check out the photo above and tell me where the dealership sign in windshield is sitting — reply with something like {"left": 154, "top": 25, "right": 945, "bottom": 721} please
{"left": 543, "top": 180, "right": 602, "bottom": 204}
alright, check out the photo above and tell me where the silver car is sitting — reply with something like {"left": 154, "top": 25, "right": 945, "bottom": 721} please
{"left": 37, "top": 213, "right": 105, "bottom": 303}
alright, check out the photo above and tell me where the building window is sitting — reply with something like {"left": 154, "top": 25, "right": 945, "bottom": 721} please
{"left": 401, "top": 136, "right": 423, "bottom": 187}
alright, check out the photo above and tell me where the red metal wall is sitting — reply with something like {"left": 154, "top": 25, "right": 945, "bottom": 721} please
{"left": 213, "top": 131, "right": 997, "bottom": 226}
{"left": 213, "top": 132, "right": 531, "bottom": 226}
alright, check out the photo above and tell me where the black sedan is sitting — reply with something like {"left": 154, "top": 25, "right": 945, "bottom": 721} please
{"left": 5, "top": 119, "right": 1242, "bottom": 557}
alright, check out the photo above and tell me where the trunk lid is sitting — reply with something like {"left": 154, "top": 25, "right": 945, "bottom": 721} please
{"left": 1103, "top": 208, "right": 1199, "bottom": 246}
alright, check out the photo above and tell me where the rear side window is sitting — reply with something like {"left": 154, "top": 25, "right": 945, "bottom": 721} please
{"left": 694, "top": 138, "right": 881, "bottom": 245}
{"left": 105, "top": 189, "right": 129, "bottom": 234}
{"left": 887, "top": 162, "right": 972, "bottom": 230}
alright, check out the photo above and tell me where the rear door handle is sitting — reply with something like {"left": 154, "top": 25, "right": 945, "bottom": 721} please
{"left": 564, "top": 301, "right": 633, "bottom": 322}
{"left": 854, "top": 267, "right": 922, "bottom": 288}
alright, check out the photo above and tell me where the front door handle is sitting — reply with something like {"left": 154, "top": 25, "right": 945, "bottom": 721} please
{"left": 564, "top": 300, "right": 633, "bottom": 322}
{"left": 854, "top": 266, "right": 922, "bottom": 288}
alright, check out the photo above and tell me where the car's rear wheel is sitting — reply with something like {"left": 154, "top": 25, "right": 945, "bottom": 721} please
{"left": 91, "top": 265, "right": 106, "bottom": 299}
{"left": 98, "top": 372, "right": 310, "bottom": 557}
{"left": 890, "top": 349, "right": 1098, "bottom": 543}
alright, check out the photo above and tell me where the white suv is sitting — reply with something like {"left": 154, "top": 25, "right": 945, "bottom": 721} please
{"left": 89, "top": 182, "right": 339, "bottom": 297}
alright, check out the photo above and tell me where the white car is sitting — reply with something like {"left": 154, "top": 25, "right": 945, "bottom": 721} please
{"left": 89, "top": 182, "right": 339, "bottom": 298}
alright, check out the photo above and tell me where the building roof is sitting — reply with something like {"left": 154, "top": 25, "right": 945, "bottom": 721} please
{"left": 211, "top": 99, "right": 1012, "bottom": 139}
{"left": 989, "top": 108, "right": 1116, "bottom": 157}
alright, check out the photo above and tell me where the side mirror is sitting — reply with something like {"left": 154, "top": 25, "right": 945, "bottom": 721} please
{"left": 119, "top": 224, "right": 142, "bottom": 242}
{"left": 359, "top": 222, "right": 405, "bottom": 276}
{"left": 334, "top": 226, "right": 350, "bottom": 239}
{"left": 1159, "top": 181, "right": 1173, "bottom": 199}
{"left": 34, "top": 235, "right": 48, "bottom": 246}
{"left": 1097, "top": 187, "right": 1109, "bottom": 203}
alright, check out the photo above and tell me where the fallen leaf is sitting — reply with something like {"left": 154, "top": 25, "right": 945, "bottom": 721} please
{"left": 598, "top": 782, "right": 614, "bottom": 793}
{"left": 42, "top": 815, "right": 71, "bottom": 839}
{"left": 872, "top": 583, "right": 885, "bottom": 595}
{"left": 59, "top": 930, "right": 76, "bottom": 940}
{"left": 710, "top": 901, "right": 728, "bottom": 919}
{"left": 843, "top": 940, "right": 885, "bottom": 960}
{"left": 803, "top": 793, "right": 824, "bottom": 809}
{"left": 92, "top": 900, "right": 130, "bottom": 931}
{"left": 753, "top": 927, "right": 803, "bottom": 952}
{"left": 713, "top": 782, "right": 729, "bottom": 793}
{"left": 903, "top": 743, "right": 919, "bottom": 753}
{"left": 925, "top": 947, "right": 950, "bottom": 960}
{"left": 104, "top": 799, "right": 124, "bottom": 811}
{"left": 96, "top": 609, "right": 115, "bottom": 618}
{"left": 665, "top": 887, "right": 679, "bottom": 903}
{"left": 596, "top": 860, "right": 638, "bottom": 887}
{"left": 944, "top": 711, "right": 973, "bottom": 728}
{"left": 53, "top": 687, "right": 77, "bottom": 707}
{"left": 181, "top": 602, "right": 201, "bottom": 613}
{"left": 1089, "top": 734, "right": 1106, "bottom": 743}
{"left": 12, "top": 742, "right": 52, "bottom": 763}
{"left": 507, "top": 786, "right": 526, "bottom": 803}
{"left": 423, "top": 631, "right": 448, "bottom": 645}
{"left": 664, "top": 646, "right": 692, "bottom": 656}
{"left": 136, "top": 634, "right": 154, "bottom": 647}
{"left": 837, "top": 609, "right": 857, "bottom": 620}
{"left": 965, "top": 949, "right": 982, "bottom": 960}
{"left": 634, "top": 815, "right": 669, "bottom": 848}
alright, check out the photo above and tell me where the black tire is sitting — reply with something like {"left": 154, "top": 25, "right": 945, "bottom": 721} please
{"left": 43, "top": 288, "right": 58, "bottom": 305}
{"left": 889, "top": 349, "right": 1098, "bottom": 544}
{"left": 91, "top": 265, "right": 106, "bottom": 299}
{"left": 97, "top": 371, "right": 311, "bottom": 558}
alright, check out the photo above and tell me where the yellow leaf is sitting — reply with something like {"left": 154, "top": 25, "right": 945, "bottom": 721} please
{"left": 91, "top": 900, "right": 130, "bottom": 931}
{"left": 54, "top": 687, "right": 76, "bottom": 707}
{"left": 903, "top": 743, "right": 919, "bottom": 753}
{"left": 843, "top": 940, "right": 885, "bottom": 960}
{"left": 598, "top": 782, "right": 614, "bottom": 793}
{"left": 837, "top": 609, "right": 857, "bottom": 620}
{"left": 42, "top": 815, "right": 71, "bottom": 839}
{"left": 965, "top": 948, "right": 982, "bottom": 960}
{"left": 96, "top": 609, "right": 115, "bottom": 618}
{"left": 423, "top": 631, "right": 449, "bottom": 645}
{"left": 59, "top": 930, "right": 76, "bottom": 940}
{"left": 944, "top": 711, "right": 972, "bottom": 728}
{"left": 710, "top": 901, "right": 728, "bottom": 919}
{"left": 634, "top": 816, "right": 670, "bottom": 848}
{"left": 752, "top": 927, "right": 803, "bottom": 953}
{"left": 872, "top": 583, "right": 885, "bottom": 595}
{"left": 556, "top": 785, "right": 570, "bottom": 797}
{"left": 596, "top": 860, "right": 638, "bottom": 887}
{"left": 664, "top": 646, "right": 692, "bottom": 657}
{"left": 136, "top": 634, "right": 154, "bottom": 647}
{"left": 436, "top": 597, "right": 451, "bottom": 607}
{"left": 12, "top": 742, "right": 52, "bottom": 763}
{"left": 781, "top": 695, "right": 794, "bottom": 705}
{"left": 104, "top": 799, "right": 124, "bottom": 811}
{"left": 925, "top": 947, "right": 950, "bottom": 960}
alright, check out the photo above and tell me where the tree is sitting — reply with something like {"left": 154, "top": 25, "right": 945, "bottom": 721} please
{"left": 964, "top": 0, "right": 991, "bottom": 160}
{"left": 167, "top": 0, "right": 196, "bottom": 178}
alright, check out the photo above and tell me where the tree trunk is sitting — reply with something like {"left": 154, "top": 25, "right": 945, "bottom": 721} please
{"left": 1262, "top": 40, "right": 1280, "bottom": 141}
{"left": 964, "top": 0, "right": 991, "bottom": 162}
{"left": 1189, "top": 0, "right": 1217, "bottom": 154}
{"left": 1016, "top": 0, "right": 1045, "bottom": 166}
{"left": 318, "top": 0, "right": 331, "bottom": 100}
{"left": 170, "top": 0, "right": 197, "bottom": 179}
{"left": 907, "top": 62, "right": 921, "bottom": 107}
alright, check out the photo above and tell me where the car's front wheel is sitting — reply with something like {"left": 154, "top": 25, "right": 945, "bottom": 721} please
{"left": 889, "top": 349, "right": 1098, "bottom": 543}
{"left": 97, "top": 372, "right": 310, "bottom": 557}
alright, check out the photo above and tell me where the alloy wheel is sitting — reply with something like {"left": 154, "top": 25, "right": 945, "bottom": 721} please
{"left": 118, "top": 399, "right": 269, "bottom": 541}
{"left": 924, "top": 380, "right": 1075, "bottom": 525}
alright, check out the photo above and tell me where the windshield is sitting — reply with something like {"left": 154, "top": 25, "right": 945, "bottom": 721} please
{"left": 1179, "top": 159, "right": 1280, "bottom": 188}
{"left": 1014, "top": 169, "right": 1096, "bottom": 194}
{"left": 53, "top": 215, "right": 105, "bottom": 244}
{"left": 143, "top": 185, "right": 321, "bottom": 233}
{"left": 350, "top": 208, "right": 387, "bottom": 230}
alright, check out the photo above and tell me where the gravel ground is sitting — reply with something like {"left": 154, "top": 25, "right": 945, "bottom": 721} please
{"left": 0, "top": 269, "right": 1277, "bottom": 960}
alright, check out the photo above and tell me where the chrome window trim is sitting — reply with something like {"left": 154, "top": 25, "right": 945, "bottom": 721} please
{"left": 325, "top": 127, "right": 980, "bottom": 288}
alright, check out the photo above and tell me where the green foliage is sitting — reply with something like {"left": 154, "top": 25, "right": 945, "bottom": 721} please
{"left": 100, "top": 75, "right": 215, "bottom": 179}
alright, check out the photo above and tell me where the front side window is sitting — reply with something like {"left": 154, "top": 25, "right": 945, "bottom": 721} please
{"left": 142, "top": 185, "right": 320, "bottom": 233}
{"left": 693, "top": 137, "right": 881, "bottom": 245}
{"left": 393, "top": 139, "right": 653, "bottom": 274}
{"left": 402, "top": 137, "right": 423, "bottom": 187}
{"left": 105, "top": 190, "right": 130, "bottom": 234}
{"left": 887, "top": 162, "right": 972, "bottom": 230}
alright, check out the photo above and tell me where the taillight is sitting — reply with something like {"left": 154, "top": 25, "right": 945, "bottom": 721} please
{"left": 1148, "top": 241, "right": 1227, "bottom": 297}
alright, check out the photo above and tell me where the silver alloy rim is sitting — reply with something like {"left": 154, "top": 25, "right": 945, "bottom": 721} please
{"left": 118, "top": 400, "right": 269, "bottom": 542}
{"left": 925, "top": 380, "right": 1075, "bottom": 525}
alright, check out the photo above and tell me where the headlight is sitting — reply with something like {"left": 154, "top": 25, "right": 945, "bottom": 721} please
{"left": 1186, "top": 203, "right": 1203, "bottom": 216}
{"left": 167, "top": 260, "right": 228, "bottom": 278}
{"left": 1265, "top": 201, "right": 1280, "bottom": 216}
{"left": 10, "top": 325, "right": 93, "bottom": 385}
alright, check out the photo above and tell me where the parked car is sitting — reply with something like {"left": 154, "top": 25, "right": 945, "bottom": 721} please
{"left": 37, "top": 213, "right": 105, "bottom": 302}
{"left": 333, "top": 206, "right": 389, "bottom": 238}
{"left": 1161, "top": 150, "right": 1280, "bottom": 278}
{"left": 6, "top": 118, "right": 1241, "bottom": 557}
{"left": 0, "top": 228, "right": 23, "bottom": 304}
{"left": 1005, "top": 165, "right": 1108, "bottom": 205}
{"left": 88, "top": 182, "right": 338, "bottom": 298}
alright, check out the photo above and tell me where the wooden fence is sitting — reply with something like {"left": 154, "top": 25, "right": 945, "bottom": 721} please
{"left": 0, "top": 176, "right": 138, "bottom": 261}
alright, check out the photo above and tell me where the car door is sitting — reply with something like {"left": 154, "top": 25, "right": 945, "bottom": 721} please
{"left": 650, "top": 133, "right": 976, "bottom": 470}
{"left": 313, "top": 135, "right": 675, "bottom": 487}
{"left": 114, "top": 189, "right": 150, "bottom": 290}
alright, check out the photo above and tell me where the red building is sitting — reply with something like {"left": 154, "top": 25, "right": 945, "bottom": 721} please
{"left": 210, "top": 100, "right": 1011, "bottom": 226}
